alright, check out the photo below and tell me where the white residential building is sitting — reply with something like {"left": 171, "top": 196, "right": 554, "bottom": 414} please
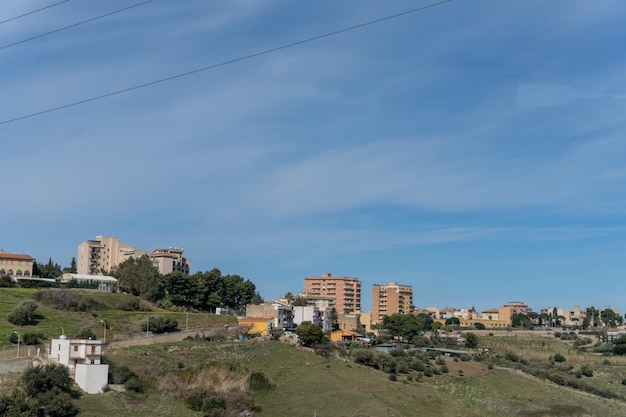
{"left": 49, "top": 335, "right": 109, "bottom": 394}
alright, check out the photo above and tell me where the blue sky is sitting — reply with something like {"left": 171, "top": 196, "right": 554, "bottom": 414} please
{"left": 1, "top": 0, "right": 625, "bottom": 314}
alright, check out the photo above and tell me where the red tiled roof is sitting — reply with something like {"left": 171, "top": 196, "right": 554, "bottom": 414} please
{"left": 0, "top": 252, "right": 34, "bottom": 261}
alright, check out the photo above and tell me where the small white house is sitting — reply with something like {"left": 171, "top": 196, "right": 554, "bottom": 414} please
{"left": 49, "top": 335, "right": 109, "bottom": 394}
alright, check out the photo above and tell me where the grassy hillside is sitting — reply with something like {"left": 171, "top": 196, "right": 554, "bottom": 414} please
{"left": 0, "top": 288, "right": 234, "bottom": 351}
{"left": 81, "top": 339, "right": 626, "bottom": 417}
{"left": 3, "top": 288, "right": 626, "bottom": 416}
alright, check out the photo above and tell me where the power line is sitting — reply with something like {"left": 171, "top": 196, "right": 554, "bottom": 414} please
{"left": 0, "top": 0, "right": 73, "bottom": 25}
{"left": 0, "top": 0, "right": 452, "bottom": 126}
{"left": 0, "top": 0, "right": 154, "bottom": 51}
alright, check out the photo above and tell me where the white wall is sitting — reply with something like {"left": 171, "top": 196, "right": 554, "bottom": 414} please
{"left": 75, "top": 364, "right": 109, "bottom": 394}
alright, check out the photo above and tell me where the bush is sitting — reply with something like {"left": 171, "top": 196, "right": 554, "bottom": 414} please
{"left": 23, "top": 332, "right": 46, "bottom": 345}
{"left": 0, "top": 275, "right": 16, "bottom": 287}
{"left": 247, "top": 371, "right": 274, "bottom": 392}
{"left": 117, "top": 297, "right": 141, "bottom": 311}
{"left": 580, "top": 365, "right": 593, "bottom": 377}
{"left": 423, "top": 368, "right": 434, "bottom": 377}
{"left": 7, "top": 301, "right": 38, "bottom": 326}
{"left": 410, "top": 359, "right": 425, "bottom": 372}
{"left": 548, "top": 373, "right": 566, "bottom": 385}
{"left": 186, "top": 388, "right": 227, "bottom": 416}
{"left": 505, "top": 351, "right": 520, "bottom": 363}
{"left": 76, "top": 328, "right": 96, "bottom": 340}
{"left": 33, "top": 289, "right": 97, "bottom": 311}
{"left": 142, "top": 316, "right": 178, "bottom": 334}
{"left": 474, "top": 323, "right": 486, "bottom": 330}
{"left": 553, "top": 353, "right": 566, "bottom": 363}
{"left": 388, "top": 373, "right": 397, "bottom": 381}
{"left": 124, "top": 377, "right": 144, "bottom": 393}
{"left": 440, "top": 365, "right": 449, "bottom": 374}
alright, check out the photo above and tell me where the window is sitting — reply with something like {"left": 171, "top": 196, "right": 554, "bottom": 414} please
{"left": 74, "top": 346, "right": 78, "bottom": 352}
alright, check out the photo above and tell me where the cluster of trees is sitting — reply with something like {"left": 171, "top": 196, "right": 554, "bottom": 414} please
{"left": 31, "top": 257, "right": 77, "bottom": 279}
{"left": 381, "top": 313, "right": 434, "bottom": 341}
{"left": 513, "top": 307, "right": 623, "bottom": 330}
{"left": 113, "top": 256, "right": 256, "bottom": 313}
{"left": 0, "top": 363, "right": 79, "bottom": 417}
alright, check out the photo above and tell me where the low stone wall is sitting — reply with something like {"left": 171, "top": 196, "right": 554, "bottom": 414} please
{"left": 107, "top": 327, "right": 226, "bottom": 348}
{"left": 0, "top": 357, "right": 34, "bottom": 374}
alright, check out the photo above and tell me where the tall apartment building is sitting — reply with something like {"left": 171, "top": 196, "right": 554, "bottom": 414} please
{"left": 77, "top": 236, "right": 190, "bottom": 276}
{"left": 77, "top": 237, "right": 134, "bottom": 275}
{"left": 304, "top": 272, "right": 361, "bottom": 314}
{"left": 372, "top": 281, "right": 414, "bottom": 325}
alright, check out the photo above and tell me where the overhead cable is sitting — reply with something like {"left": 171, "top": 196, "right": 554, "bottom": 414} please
{"left": 0, "top": 0, "right": 73, "bottom": 25}
{"left": 0, "top": 0, "right": 154, "bottom": 51}
{"left": 0, "top": 0, "right": 452, "bottom": 126}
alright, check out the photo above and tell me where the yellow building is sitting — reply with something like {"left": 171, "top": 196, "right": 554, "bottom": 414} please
{"left": 330, "top": 330, "right": 360, "bottom": 343}
{"left": 237, "top": 317, "right": 273, "bottom": 336}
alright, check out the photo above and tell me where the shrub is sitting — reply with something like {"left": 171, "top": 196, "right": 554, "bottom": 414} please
{"left": 389, "top": 373, "right": 397, "bottom": 381}
{"left": 124, "top": 377, "right": 144, "bottom": 393}
{"left": 7, "top": 301, "right": 38, "bottom": 326}
{"left": 23, "top": 332, "right": 46, "bottom": 345}
{"left": 580, "top": 365, "right": 593, "bottom": 377}
{"left": 440, "top": 365, "right": 449, "bottom": 374}
{"left": 423, "top": 368, "right": 434, "bottom": 377}
{"left": 117, "top": 297, "right": 141, "bottom": 311}
{"left": 548, "top": 373, "right": 566, "bottom": 386}
{"left": 553, "top": 353, "right": 566, "bottom": 363}
{"left": 354, "top": 350, "right": 377, "bottom": 367}
{"left": 142, "top": 316, "right": 178, "bottom": 334}
{"left": 505, "top": 351, "right": 520, "bottom": 363}
{"left": 186, "top": 388, "right": 227, "bottom": 416}
{"left": 435, "top": 357, "right": 446, "bottom": 366}
{"left": 247, "top": 371, "right": 274, "bottom": 392}
{"left": 487, "top": 363, "right": 494, "bottom": 370}
{"left": 33, "top": 289, "right": 97, "bottom": 311}
{"left": 76, "top": 328, "right": 96, "bottom": 340}
{"left": 0, "top": 275, "right": 16, "bottom": 287}
{"left": 474, "top": 322, "right": 486, "bottom": 330}
{"left": 410, "top": 359, "right": 425, "bottom": 372}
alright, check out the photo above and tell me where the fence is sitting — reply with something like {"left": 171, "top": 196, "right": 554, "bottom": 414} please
{"left": 0, "top": 344, "right": 46, "bottom": 361}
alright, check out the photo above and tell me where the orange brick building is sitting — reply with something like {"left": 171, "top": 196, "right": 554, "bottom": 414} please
{"left": 304, "top": 272, "right": 361, "bottom": 314}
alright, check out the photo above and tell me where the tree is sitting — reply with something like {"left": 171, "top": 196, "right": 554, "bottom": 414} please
{"left": 464, "top": 332, "right": 479, "bottom": 349}
{"left": 382, "top": 313, "right": 432, "bottom": 341}
{"left": 511, "top": 313, "right": 533, "bottom": 329}
{"left": 445, "top": 317, "right": 460, "bottom": 328}
{"left": 114, "top": 256, "right": 163, "bottom": 301}
{"left": 601, "top": 308, "right": 617, "bottom": 328}
{"left": 474, "top": 322, "right": 486, "bottom": 330}
{"left": 63, "top": 258, "right": 77, "bottom": 274}
{"left": 250, "top": 291, "right": 264, "bottom": 305}
{"left": 295, "top": 321, "right": 324, "bottom": 347}
{"left": 162, "top": 271, "right": 196, "bottom": 308}
{"left": 613, "top": 335, "right": 626, "bottom": 356}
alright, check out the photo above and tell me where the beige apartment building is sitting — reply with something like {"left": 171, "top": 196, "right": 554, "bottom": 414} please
{"left": 77, "top": 236, "right": 190, "bottom": 276}
{"left": 0, "top": 252, "right": 34, "bottom": 277}
{"left": 304, "top": 272, "right": 361, "bottom": 313}
{"left": 372, "top": 281, "right": 414, "bottom": 325}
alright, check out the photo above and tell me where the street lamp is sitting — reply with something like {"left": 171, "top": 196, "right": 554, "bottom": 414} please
{"left": 101, "top": 320, "right": 107, "bottom": 343}
{"left": 13, "top": 331, "right": 20, "bottom": 358}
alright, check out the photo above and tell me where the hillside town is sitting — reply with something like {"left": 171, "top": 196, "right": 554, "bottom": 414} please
{"left": 1, "top": 235, "right": 623, "bottom": 342}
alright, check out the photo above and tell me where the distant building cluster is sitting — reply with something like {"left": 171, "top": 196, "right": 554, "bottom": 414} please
{"left": 238, "top": 272, "right": 622, "bottom": 337}
{"left": 77, "top": 236, "right": 190, "bottom": 276}
{"left": 1, "top": 235, "right": 189, "bottom": 289}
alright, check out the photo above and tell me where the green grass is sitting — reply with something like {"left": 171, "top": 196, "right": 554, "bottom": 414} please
{"left": 95, "top": 339, "right": 626, "bottom": 417}
{"left": 0, "top": 288, "right": 235, "bottom": 350}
